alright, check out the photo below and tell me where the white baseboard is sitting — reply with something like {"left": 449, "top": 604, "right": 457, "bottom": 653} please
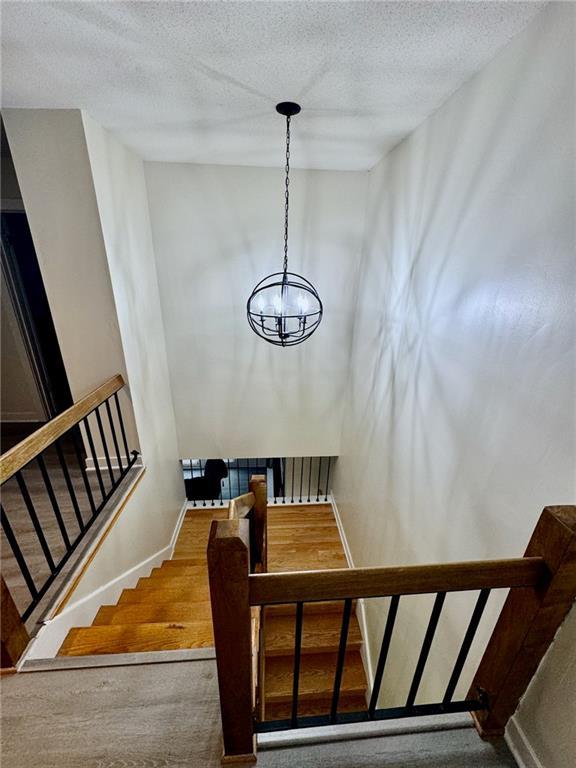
{"left": 329, "top": 492, "right": 374, "bottom": 690}
{"left": 86, "top": 455, "right": 143, "bottom": 472}
{"left": 20, "top": 498, "right": 189, "bottom": 663}
{"left": 169, "top": 500, "right": 191, "bottom": 557}
{"left": 505, "top": 716, "right": 544, "bottom": 768}
{"left": 268, "top": 497, "right": 333, "bottom": 505}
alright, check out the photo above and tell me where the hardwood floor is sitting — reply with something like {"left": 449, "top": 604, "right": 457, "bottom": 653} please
{"left": 58, "top": 507, "right": 226, "bottom": 655}
{"left": 58, "top": 502, "right": 369, "bottom": 723}
{"left": 262, "top": 504, "right": 367, "bottom": 720}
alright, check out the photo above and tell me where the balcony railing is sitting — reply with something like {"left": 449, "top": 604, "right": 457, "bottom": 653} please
{"left": 182, "top": 456, "right": 335, "bottom": 506}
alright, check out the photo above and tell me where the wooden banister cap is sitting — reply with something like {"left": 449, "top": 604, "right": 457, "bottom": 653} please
{"left": 543, "top": 505, "right": 576, "bottom": 533}
{"left": 207, "top": 518, "right": 250, "bottom": 550}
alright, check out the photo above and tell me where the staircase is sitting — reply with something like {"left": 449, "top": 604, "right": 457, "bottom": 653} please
{"left": 58, "top": 507, "right": 227, "bottom": 655}
{"left": 263, "top": 504, "right": 367, "bottom": 719}
{"left": 57, "top": 498, "right": 368, "bottom": 710}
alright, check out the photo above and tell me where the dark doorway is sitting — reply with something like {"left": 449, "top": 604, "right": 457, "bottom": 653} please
{"left": 1, "top": 120, "right": 73, "bottom": 451}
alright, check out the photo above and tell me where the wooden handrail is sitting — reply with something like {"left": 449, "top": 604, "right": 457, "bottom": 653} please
{"left": 208, "top": 506, "right": 576, "bottom": 759}
{"left": 228, "top": 492, "right": 255, "bottom": 520}
{"left": 248, "top": 557, "right": 546, "bottom": 606}
{"left": 0, "top": 374, "right": 125, "bottom": 485}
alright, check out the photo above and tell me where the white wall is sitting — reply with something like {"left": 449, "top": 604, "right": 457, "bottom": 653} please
{"left": 2, "top": 109, "right": 183, "bottom": 607}
{"left": 2, "top": 109, "right": 138, "bottom": 449}
{"left": 332, "top": 4, "right": 575, "bottom": 766}
{"left": 145, "top": 162, "right": 367, "bottom": 458}
{"left": 69, "top": 114, "right": 184, "bottom": 601}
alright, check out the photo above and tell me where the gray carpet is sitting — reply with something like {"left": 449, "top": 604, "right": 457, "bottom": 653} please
{"left": 0, "top": 658, "right": 517, "bottom": 768}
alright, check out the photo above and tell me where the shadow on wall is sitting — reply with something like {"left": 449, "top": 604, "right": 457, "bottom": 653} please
{"left": 333, "top": 4, "right": 575, "bottom": 709}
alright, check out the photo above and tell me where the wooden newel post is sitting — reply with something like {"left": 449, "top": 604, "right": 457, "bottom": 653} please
{"left": 470, "top": 505, "right": 576, "bottom": 737}
{"left": 249, "top": 474, "right": 267, "bottom": 572}
{"left": 207, "top": 519, "right": 256, "bottom": 764}
{"left": 1, "top": 576, "right": 30, "bottom": 671}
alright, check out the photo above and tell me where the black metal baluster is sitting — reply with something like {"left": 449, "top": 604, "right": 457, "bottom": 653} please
{"left": 307, "top": 458, "right": 312, "bottom": 502}
{"left": 70, "top": 429, "right": 97, "bottom": 518}
{"left": 443, "top": 589, "right": 491, "bottom": 704}
{"left": 406, "top": 592, "right": 446, "bottom": 709}
{"left": 83, "top": 417, "right": 106, "bottom": 499}
{"left": 299, "top": 457, "right": 304, "bottom": 503}
{"left": 368, "top": 595, "right": 400, "bottom": 717}
{"left": 331, "top": 598, "right": 353, "bottom": 723}
{"left": 227, "top": 459, "right": 232, "bottom": 501}
{"left": 1, "top": 505, "right": 37, "bottom": 599}
{"left": 37, "top": 454, "right": 71, "bottom": 550}
{"left": 55, "top": 439, "right": 85, "bottom": 534}
{"left": 291, "top": 601, "right": 304, "bottom": 727}
{"left": 316, "top": 457, "right": 322, "bottom": 502}
{"left": 105, "top": 398, "right": 123, "bottom": 473}
{"left": 237, "top": 459, "right": 241, "bottom": 497}
{"left": 199, "top": 459, "right": 206, "bottom": 506}
{"left": 95, "top": 406, "right": 115, "bottom": 485}
{"left": 190, "top": 460, "right": 196, "bottom": 508}
{"left": 325, "top": 457, "right": 332, "bottom": 501}
{"left": 114, "top": 392, "right": 130, "bottom": 464}
{"left": 15, "top": 471, "right": 55, "bottom": 571}
{"left": 291, "top": 457, "right": 295, "bottom": 503}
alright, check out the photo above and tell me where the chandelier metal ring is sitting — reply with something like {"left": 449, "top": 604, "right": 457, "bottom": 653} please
{"left": 247, "top": 271, "right": 323, "bottom": 347}
{"left": 247, "top": 102, "right": 323, "bottom": 347}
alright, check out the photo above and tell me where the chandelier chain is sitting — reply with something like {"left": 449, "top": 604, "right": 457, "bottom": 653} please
{"left": 283, "top": 115, "right": 291, "bottom": 274}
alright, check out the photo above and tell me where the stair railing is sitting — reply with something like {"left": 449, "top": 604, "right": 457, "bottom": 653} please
{"left": 207, "top": 505, "right": 576, "bottom": 763}
{"left": 183, "top": 456, "right": 335, "bottom": 507}
{"left": 0, "top": 374, "right": 139, "bottom": 666}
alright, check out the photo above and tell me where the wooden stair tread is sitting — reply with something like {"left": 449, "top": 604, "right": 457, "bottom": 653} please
{"left": 267, "top": 529, "right": 342, "bottom": 544}
{"left": 268, "top": 518, "right": 337, "bottom": 527}
{"left": 184, "top": 508, "right": 228, "bottom": 519}
{"left": 117, "top": 587, "right": 209, "bottom": 604}
{"left": 58, "top": 621, "right": 214, "bottom": 656}
{"left": 158, "top": 558, "right": 208, "bottom": 568}
{"left": 264, "top": 651, "right": 366, "bottom": 702}
{"left": 265, "top": 601, "right": 353, "bottom": 617}
{"left": 264, "top": 695, "right": 367, "bottom": 721}
{"left": 264, "top": 613, "right": 362, "bottom": 656}
{"left": 136, "top": 576, "right": 208, "bottom": 590}
{"left": 93, "top": 602, "right": 212, "bottom": 625}
{"left": 268, "top": 554, "right": 348, "bottom": 572}
{"left": 150, "top": 565, "right": 207, "bottom": 579}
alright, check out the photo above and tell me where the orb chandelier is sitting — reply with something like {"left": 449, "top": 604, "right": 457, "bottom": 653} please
{"left": 247, "top": 102, "right": 323, "bottom": 347}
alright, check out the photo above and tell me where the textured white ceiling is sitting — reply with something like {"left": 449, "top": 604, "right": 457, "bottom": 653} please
{"left": 2, "top": 1, "right": 544, "bottom": 171}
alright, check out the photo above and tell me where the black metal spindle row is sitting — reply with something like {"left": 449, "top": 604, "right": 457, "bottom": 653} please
{"left": 183, "top": 456, "right": 335, "bottom": 506}
{"left": 258, "top": 587, "right": 492, "bottom": 733}
{"left": 1, "top": 393, "right": 139, "bottom": 621}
